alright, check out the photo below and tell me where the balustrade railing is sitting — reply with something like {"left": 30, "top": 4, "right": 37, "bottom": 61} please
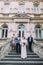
{"left": 0, "top": 40, "right": 11, "bottom": 59}
{"left": 32, "top": 39, "right": 43, "bottom": 58}
{"left": 0, "top": 38, "right": 43, "bottom": 59}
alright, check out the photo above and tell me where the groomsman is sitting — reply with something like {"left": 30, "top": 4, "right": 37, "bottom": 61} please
{"left": 15, "top": 35, "right": 21, "bottom": 54}
{"left": 27, "top": 34, "right": 33, "bottom": 52}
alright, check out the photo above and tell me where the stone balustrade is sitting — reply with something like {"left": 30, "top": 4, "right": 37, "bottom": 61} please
{"left": 0, "top": 40, "right": 11, "bottom": 59}
{"left": 32, "top": 40, "right": 43, "bottom": 58}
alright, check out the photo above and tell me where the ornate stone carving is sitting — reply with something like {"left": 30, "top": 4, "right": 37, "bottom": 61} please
{"left": 13, "top": 13, "right": 31, "bottom": 19}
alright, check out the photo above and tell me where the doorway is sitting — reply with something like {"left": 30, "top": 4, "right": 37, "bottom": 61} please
{"left": 18, "top": 24, "right": 25, "bottom": 38}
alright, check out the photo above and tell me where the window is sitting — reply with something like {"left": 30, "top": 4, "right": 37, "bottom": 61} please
{"left": 3, "top": 3, "right": 9, "bottom": 13}
{"left": 4, "top": 2, "right": 9, "bottom": 5}
{"left": 35, "top": 25, "right": 41, "bottom": 39}
{"left": 18, "top": 24, "right": 25, "bottom": 37}
{"left": 19, "top": 4, "right": 24, "bottom": 13}
{"left": 2, "top": 24, "right": 8, "bottom": 38}
{"left": 34, "top": 3, "right": 39, "bottom": 13}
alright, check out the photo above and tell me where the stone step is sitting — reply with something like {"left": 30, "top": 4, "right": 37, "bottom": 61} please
{"left": 5, "top": 54, "right": 38, "bottom": 57}
{"left": 10, "top": 50, "right": 34, "bottom": 53}
{"left": 0, "top": 63, "right": 43, "bottom": 65}
{"left": 0, "top": 61, "right": 43, "bottom": 64}
{"left": 0, "top": 49, "right": 43, "bottom": 65}
{"left": 8, "top": 52, "right": 36, "bottom": 55}
{"left": 1, "top": 58, "right": 43, "bottom": 61}
{"left": 10, "top": 50, "right": 32, "bottom": 53}
{"left": 5, "top": 55, "right": 39, "bottom": 58}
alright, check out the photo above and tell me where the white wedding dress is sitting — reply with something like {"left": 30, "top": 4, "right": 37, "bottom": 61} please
{"left": 20, "top": 38, "right": 27, "bottom": 59}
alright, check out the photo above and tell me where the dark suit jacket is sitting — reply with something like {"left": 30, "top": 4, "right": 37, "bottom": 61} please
{"left": 27, "top": 37, "right": 33, "bottom": 44}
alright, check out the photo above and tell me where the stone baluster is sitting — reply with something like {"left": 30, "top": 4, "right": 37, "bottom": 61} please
{"left": 32, "top": 40, "right": 43, "bottom": 58}
{"left": 0, "top": 41, "right": 11, "bottom": 59}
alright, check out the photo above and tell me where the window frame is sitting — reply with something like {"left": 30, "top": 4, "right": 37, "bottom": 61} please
{"left": 19, "top": 3, "right": 24, "bottom": 13}
{"left": 2, "top": 25, "right": 8, "bottom": 38}
{"left": 34, "top": 3, "right": 39, "bottom": 13}
{"left": 35, "top": 25, "right": 41, "bottom": 39}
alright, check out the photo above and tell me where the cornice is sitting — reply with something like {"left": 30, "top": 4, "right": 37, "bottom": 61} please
{"left": 0, "top": 13, "right": 43, "bottom": 20}
{"left": 31, "top": 17, "right": 43, "bottom": 20}
{"left": 0, "top": 17, "right": 13, "bottom": 20}
{"left": 0, "top": 15, "right": 30, "bottom": 19}
{"left": 0, "top": 13, "right": 43, "bottom": 15}
{"left": 0, "top": 0, "right": 43, "bottom": 2}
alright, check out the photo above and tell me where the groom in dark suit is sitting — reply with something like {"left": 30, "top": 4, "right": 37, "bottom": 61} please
{"left": 27, "top": 34, "right": 33, "bottom": 52}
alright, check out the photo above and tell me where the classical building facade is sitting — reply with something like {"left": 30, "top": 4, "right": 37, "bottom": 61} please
{"left": 0, "top": 0, "right": 43, "bottom": 43}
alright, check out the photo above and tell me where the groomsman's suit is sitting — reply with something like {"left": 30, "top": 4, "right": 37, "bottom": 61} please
{"left": 27, "top": 35, "right": 33, "bottom": 52}
{"left": 15, "top": 36, "right": 21, "bottom": 54}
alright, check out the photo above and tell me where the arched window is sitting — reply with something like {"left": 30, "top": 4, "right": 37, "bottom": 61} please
{"left": 2, "top": 24, "right": 8, "bottom": 38}
{"left": 34, "top": 3, "right": 39, "bottom": 13}
{"left": 18, "top": 24, "right": 25, "bottom": 37}
{"left": 35, "top": 25, "right": 41, "bottom": 39}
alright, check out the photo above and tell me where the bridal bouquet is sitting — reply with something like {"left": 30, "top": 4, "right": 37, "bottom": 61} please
{"left": 23, "top": 43, "right": 25, "bottom": 46}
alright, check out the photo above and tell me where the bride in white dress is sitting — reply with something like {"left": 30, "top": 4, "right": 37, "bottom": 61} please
{"left": 20, "top": 37, "right": 28, "bottom": 59}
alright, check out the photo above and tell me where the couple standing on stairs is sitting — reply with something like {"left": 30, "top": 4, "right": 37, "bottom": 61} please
{"left": 11, "top": 34, "right": 33, "bottom": 59}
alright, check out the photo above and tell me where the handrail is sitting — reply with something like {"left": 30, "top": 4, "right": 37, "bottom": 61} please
{"left": 0, "top": 39, "right": 11, "bottom": 59}
{"left": 32, "top": 39, "right": 43, "bottom": 58}
{"left": 0, "top": 40, "right": 11, "bottom": 49}
{"left": 33, "top": 39, "right": 43, "bottom": 48}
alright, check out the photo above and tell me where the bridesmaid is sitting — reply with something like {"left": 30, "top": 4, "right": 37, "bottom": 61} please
{"left": 11, "top": 34, "right": 16, "bottom": 50}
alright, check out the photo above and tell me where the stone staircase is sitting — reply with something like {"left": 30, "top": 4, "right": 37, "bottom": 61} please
{"left": 0, "top": 49, "right": 43, "bottom": 65}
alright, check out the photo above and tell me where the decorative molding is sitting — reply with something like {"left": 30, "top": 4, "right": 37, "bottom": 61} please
{"left": 19, "top": 0, "right": 25, "bottom": 5}
{"left": 15, "top": 22, "right": 28, "bottom": 23}
{"left": 0, "top": 13, "right": 43, "bottom": 15}
{"left": 0, "top": 0, "right": 43, "bottom": 2}
{"left": 33, "top": 0, "right": 39, "bottom": 5}
{"left": 12, "top": 13, "right": 31, "bottom": 19}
